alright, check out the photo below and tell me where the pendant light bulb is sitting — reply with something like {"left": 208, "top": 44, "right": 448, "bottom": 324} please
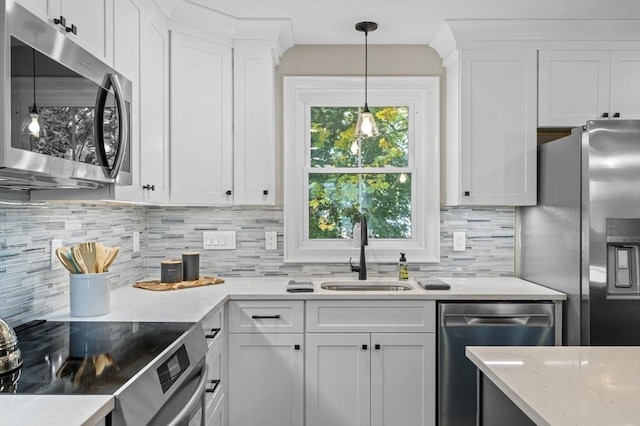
{"left": 354, "top": 21, "right": 379, "bottom": 139}
{"left": 21, "top": 49, "right": 46, "bottom": 140}
{"left": 28, "top": 112, "right": 41, "bottom": 136}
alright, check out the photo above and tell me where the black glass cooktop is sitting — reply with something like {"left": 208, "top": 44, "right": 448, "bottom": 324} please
{"left": 1, "top": 320, "right": 194, "bottom": 395}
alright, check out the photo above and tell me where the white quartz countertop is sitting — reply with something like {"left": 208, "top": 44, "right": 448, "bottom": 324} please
{"left": 45, "top": 275, "right": 565, "bottom": 323}
{"left": 3, "top": 275, "right": 564, "bottom": 425}
{"left": 466, "top": 346, "right": 640, "bottom": 426}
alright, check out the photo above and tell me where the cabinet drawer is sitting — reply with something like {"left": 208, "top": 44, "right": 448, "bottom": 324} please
{"left": 306, "top": 300, "right": 435, "bottom": 333}
{"left": 202, "top": 305, "right": 225, "bottom": 348}
{"left": 229, "top": 300, "right": 304, "bottom": 333}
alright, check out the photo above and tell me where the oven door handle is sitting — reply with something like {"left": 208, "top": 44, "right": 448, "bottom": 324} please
{"left": 167, "top": 363, "right": 209, "bottom": 426}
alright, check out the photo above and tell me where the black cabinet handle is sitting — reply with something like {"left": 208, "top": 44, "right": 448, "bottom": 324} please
{"left": 263, "top": 190, "right": 269, "bottom": 195}
{"left": 613, "top": 112, "right": 621, "bottom": 118}
{"left": 294, "top": 344, "right": 300, "bottom": 350}
{"left": 54, "top": 16, "right": 66, "bottom": 26}
{"left": 206, "top": 379, "right": 220, "bottom": 393}
{"left": 226, "top": 190, "right": 232, "bottom": 195}
{"left": 142, "top": 184, "right": 155, "bottom": 191}
{"left": 205, "top": 328, "right": 220, "bottom": 339}
{"left": 65, "top": 24, "right": 77, "bottom": 35}
{"left": 602, "top": 112, "right": 609, "bottom": 118}
{"left": 362, "top": 344, "right": 368, "bottom": 350}
{"left": 251, "top": 315, "right": 281, "bottom": 319}
{"left": 464, "top": 191, "right": 470, "bottom": 196}
{"left": 374, "top": 344, "right": 381, "bottom": 350}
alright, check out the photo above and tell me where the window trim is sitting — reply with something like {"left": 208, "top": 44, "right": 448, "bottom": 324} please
{"left": 283, "top": 76, "right": 440, "bottom": 263}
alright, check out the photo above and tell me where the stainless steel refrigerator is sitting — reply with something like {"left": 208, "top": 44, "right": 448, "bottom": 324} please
{"left": 520, "top": 120, "right": 640, "bottom": 345}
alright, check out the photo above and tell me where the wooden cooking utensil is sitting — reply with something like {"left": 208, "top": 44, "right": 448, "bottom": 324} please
{"left": 72, "top": 245, "right": 89, "bottom": 274}
{"left": 76, "top": 242, "right": 97, "bottom": 274}
{"left": 55, "top": 247, "right": 78, "bottom": 274}
{"left": 95, "top": 242, "right": 106, "bottom": 273}
{"left": 103, "top": 246, "right": 120, "bottom": 272}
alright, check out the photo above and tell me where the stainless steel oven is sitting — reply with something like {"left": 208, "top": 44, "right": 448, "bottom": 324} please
{"left": 3, "top": 320, "right": 208, "bottom": 426}
{"left": 1, "top": 3, "right": 132, "bottom": 190}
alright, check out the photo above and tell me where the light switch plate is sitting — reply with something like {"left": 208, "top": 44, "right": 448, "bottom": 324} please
{"left": 203, "top": 231, "right": 236, "bottom": 250}
{"left": 133, "top": 231, "right": 140, "bottom": 253}
{"left": 265, "top": 231, "right": 277, "bottom": 250}
{"left": 453, "top": 231, "right": 466, "bottom": 252}
{"left": 51, "top": 239, "right": 63, "bottom": 270}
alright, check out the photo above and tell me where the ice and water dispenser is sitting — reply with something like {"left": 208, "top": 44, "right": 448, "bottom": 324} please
{"left": 607, "top": 218, "right": 640, "bottom": 298}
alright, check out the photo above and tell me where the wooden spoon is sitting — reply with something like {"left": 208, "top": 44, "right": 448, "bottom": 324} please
{"left": 103, "top": 247, "right": 120, "bottom": 272}
{"left": 55, "top": 247, "right": 78, "bottom": 274}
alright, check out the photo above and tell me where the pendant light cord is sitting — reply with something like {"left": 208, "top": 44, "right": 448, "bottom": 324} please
{"left": 364, "top": 29, "right": 368, "bottom": 108}
{"left": 31, "top": 49, "right": 36, "bottom": 107}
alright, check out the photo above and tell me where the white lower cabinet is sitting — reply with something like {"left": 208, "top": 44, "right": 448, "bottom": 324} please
{"left": 305, "top": 300, "right": 436, "bottom": 426}
{"left": 305, "top": 333, "right": 435, "bottom": 426}
{"left": 227, "top": 300, "right": 305, "bottom": 426}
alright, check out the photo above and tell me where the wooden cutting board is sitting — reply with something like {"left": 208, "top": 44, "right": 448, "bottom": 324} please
{"left": 133, "top": 276, "right": 225, "bottom": 291}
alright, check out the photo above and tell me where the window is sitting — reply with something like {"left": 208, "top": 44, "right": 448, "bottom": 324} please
{"left": 284, "top": 77, "right": 439, "bottom": 263}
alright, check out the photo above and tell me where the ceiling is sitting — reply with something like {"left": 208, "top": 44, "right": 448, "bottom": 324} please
{"left": 158, "top": 0, "right": 640, "bottom": 45}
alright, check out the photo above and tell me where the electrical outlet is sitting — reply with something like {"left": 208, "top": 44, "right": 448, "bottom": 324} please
{"left": 51, "top": 239, "right": 63, "bottom": 270}
{"left": 453, "top": 231, "right": 466, "bottom": 252}
{"left": 265, "top": 231, "right": 277, "bottom": 250}
{"left": 133, "top": 231, "right": 140, "bottom": 253}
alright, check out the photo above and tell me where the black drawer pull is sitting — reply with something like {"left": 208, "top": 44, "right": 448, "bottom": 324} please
{"left": 205, "top": 328, "right": 220, "bottom": 339}
{"left": 374, "top": 344, "right": 381, "bottom": 350}
{"left": 142, "top": 184, "right": 155, "bottom": 191}
{"left": 66, "top": 24, "right": 77, "bottom": 35}
{"left": 613, "top": 112, "right": 621, "bottom": 118}
{"left": 362, "top": 344, "right": 368, "bottom": 350}
{"left": 251, "top": 315, "right": 281, "bottom": 319}
{"left": 54, "top": 16, "right": 66, "bottom": 26}
{"left": 263, "top": 190, "right": 269, "bottom": 195}
{"left": 226, "top": 190, "right": 232, "bottom": 195}
{"left": 294, "top": 344, "right": 300, "bottom": 350}
{"left": 464, "top": 191, "right": 470, "bottom": 196}
{"left": 206, "top": 379, "right": 220, "bottom": 394}
{"left": 602, "top": 112, "right": 609, "bottom": 118}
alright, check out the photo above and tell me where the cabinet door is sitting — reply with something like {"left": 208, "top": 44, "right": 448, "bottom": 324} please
{"left": 459, "top": 49, "right": 537, "bottom": 206}
{"left": 228, "top": 333, "right": 303, "bottom": 426}
{"left": 170, "top": 32, "right": 233, "bottom": 205}
{"left": 370, "top": 333, "right": 436, "bottom": 426}
{"left": 138, "top": 2, "right": 169, "bottom": 203}
{"left": 610, "top": 51, "right": 640, "bottom": 120}
{"left": 306, "top": 334, "right": 371, "bottom": 426}
{"left": 233, "top": 43, "right": 276, "bottom": 205}
{"left": 538, "top": 50, "right": 610, "bottom": 126}
{"left": 59, "top": 0, "right": 114, "bottom": 65}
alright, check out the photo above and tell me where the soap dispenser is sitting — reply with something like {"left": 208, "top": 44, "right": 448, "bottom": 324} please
{"left": 398, "top": 252, "right": 409, "bottom": 280}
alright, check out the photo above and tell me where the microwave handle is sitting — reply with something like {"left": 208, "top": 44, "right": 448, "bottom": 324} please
{"left": 94, "top": 73, "right": 129, "bottom": 180}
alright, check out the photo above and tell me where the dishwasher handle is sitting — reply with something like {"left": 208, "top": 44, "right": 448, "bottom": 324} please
{"left": 443, "top": 314, "right": 552, "bottom": 327}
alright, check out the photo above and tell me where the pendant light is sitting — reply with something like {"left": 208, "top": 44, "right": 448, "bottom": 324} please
{"left": 354, "top": 21, "right": 379, "bottom": 139}
{"left": 20, "top": 48, "right": 46, "bottom": 139}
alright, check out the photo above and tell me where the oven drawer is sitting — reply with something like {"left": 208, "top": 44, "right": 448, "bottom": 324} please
{"left": 229, "top": 300, "right": 304, "bottom": 333}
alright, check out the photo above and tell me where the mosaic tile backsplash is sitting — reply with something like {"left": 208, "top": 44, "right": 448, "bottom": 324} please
{"left": 1, "top": 197, "right": 514, "bottom": 327}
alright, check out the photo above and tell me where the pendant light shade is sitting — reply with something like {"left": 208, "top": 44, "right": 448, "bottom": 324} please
{"left": 354, "top": 21, "right": 378, "bottom": 139}
{"left": 20, "top": 49, "right": 46, "bottom": 140}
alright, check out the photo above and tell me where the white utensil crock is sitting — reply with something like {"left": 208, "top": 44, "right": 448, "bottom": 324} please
{"left": 70, "top": 272, "right": 111, "bottom": 317}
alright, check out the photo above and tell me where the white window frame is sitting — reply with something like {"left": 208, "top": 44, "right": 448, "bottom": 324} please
{"left": 283, "top": 76, "right": 440, "bottom": 263}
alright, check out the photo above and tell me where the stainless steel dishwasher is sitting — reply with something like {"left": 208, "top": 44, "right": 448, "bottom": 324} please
{"left": 438, "top": 302, "right": 556, "bottom": 426}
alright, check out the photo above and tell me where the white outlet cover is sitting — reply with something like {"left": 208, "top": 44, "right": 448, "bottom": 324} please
{"left": 453, "top": 231, "right": 466, "bottom": 252}
{"left": 51, "top": 239, "right": 63, "bottom": 270}
{"left": 265, "top": 231, "right": 277, "bottom": 250}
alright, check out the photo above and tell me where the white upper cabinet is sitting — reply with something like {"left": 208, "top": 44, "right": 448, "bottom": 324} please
{"left": 15, "top": 0, "right": 114, "bottom": 65}
{"left": 538, "top": 50, "right": 640, "bottom": 126}
{"left": 444, "top": 49, "right": 537, "bottom": 206}
{"left": 169, "top": 31, "right": 233, "bottom": 205}
{"left": 233, "top": 43, "right": 277, "bottom": 205}
{"left": 137, "top": 1, "right": 169, "bottom": 203}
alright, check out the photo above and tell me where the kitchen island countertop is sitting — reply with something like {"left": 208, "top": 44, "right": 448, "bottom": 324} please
{"left": 466, "top": 346, "right": 640, "bottom": 426}
{"left": 2, "top": 276, "right": 564, "bottom": 425}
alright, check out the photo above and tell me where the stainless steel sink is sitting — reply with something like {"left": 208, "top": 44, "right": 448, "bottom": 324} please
{"left": 320, "top": 280, "right": 413, "bottom": 291}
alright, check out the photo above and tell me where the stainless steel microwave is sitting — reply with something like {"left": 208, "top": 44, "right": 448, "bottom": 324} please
{"left": 0, "top": 3, "right": 132, "bottom": 190}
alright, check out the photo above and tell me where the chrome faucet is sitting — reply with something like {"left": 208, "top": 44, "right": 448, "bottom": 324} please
{"left": 349, "top": 216, "right": 368, "bottom": 280}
